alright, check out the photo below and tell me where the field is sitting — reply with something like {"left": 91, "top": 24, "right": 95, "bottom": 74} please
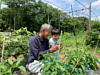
{"left": 0, "top": 28, "right": 100, "bottom": 75}
{"left": 0, "top": 0, "right": 100, "bottom": 75}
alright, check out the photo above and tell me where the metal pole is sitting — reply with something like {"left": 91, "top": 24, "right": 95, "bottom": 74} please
{"left": 89, "top": 2, "right": 91, "bottom": 30}
{"left": 71, "top": 5, "right": 74, "bottom": 17}
{"left": 71, "top": 5, "right": 78, "bottom": 48}
{"left": 0, "top": 0, "right": 1, "bottom": 9}
{"left": 58, "top": 14, "right": 61, "bottom": 30}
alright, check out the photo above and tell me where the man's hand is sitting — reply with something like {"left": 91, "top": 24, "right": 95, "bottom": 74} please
{"left": 50, "top": 45, "right": 58, "bottom": 52}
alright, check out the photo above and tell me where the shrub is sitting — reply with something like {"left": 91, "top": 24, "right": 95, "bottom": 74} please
{"left": 12, "top": 27, "right": 35, "bottom": 36}
{"left": 0, "top": 28, "right": 35, "bottom": 59}
{"left": 86, "top": 30, "right": 100, "bottom": 47}
{"left": 0, "top": 59, "right": 26, "bottom": 75}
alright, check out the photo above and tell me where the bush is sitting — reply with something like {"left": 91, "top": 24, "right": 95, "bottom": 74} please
{"left": 86, "top": 30, "right": 100, "bottom": 47}
{"left": 0, "top": 59, "right": 26, "bottom": 75}
{"left": 0, "top": 28, "right": 35, "bottom": 59}
{"left": 12, "top": 27, "right": 35, "bottom": 36}
{"left": 92, "top": 21, "right": 100, "bottom": 32}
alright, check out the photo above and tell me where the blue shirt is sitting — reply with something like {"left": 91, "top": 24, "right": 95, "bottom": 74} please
{"left": 28, "top": 35, "right": 50, "bottom": 63}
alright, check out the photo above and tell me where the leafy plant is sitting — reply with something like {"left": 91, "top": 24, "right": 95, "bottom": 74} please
{"left": 0, "top": 59, "right": 26, "bottom": 75}
{"left": 42, "top": 54, "right": 70, "bottom": 75}
{"left": 66, "top": 48, "right": 98, "bottom": 74}
{"left": 0, "top": 28, "right": 36, "bottom": 59}
{"left": 42, "top": 48, "right": 99, "bottom": 75}
{"left": 86, "top": 30, "right": 100, "bottom": 47}
{"left": 12, "top": 27, "right": 34, "bottom": 36}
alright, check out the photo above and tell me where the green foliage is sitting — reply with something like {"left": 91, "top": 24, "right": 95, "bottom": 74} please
{"left": 42, "top": 48, "right": 99, "bottom": 75}
{"left": 1, "top": 0, "right": 67, "bottom": 32}
{"left": 86, "top": 30, "right": 100, "bottom": 47}
{"left": 61, "top": 17, "right": 88, "bottom": 33}
{"left": 12, "top": 27, "right": 35, "bottom": 36}
{"left": 66, "top": 49, "right": 98, "bottom": 72}
{"left": 0, "top": 25, "right": 99, "bottom": 75}
{"left": 62, "top": 32, "right": 85, "bottom": 47}
{"left": 0, "top": 28, "right": 34, "bottom": 74}
{"left": 92, "top": 21, "right": 100, "bottom": 32}
{"left": 0, "top": 59, "right": 26, "bottom": 75}
{"left": 42, "top": 54, "right": 70, "bottom": 75}
{"left": 0, "top": 28, "right": 35, "bottom": 59}
{"left": 86, "top": 21, "right": 100, "bottom": 47}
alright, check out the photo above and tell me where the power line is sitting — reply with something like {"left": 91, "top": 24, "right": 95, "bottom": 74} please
{"left": 75, "top": 0, "right": 87, "bottom": 8}
{"left": 44, "top": 0, "right": 98, "bottom": 19}
{"left": 68, "top": 8, "right": 88, "bottom": 14}
{"left": 75, "top": 0, "right": 98, "bottom": 17}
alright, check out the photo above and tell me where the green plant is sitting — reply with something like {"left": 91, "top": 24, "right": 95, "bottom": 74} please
{"left": 42, "top": 48, "right": 99, "bottom": 75}
{"left": 0, "top": 59, "right": 26, "bottom": 75}
{"left": 66, "top": 48, "right": 98, "bottom": 74}
{"left": 42, "top": 54, "right": 70, "bottom": 75}
{"left": 86, "top": 30, "right": 100, "bottom": 47}
{"left": 0, "top": 28, "right": 35, "bottom": 59}
{"left": 12, "top": 27, "right": 34, "bottom": 36}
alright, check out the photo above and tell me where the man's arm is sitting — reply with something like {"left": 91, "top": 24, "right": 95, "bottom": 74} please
{"left": 39, "top": 39, "right": 58, "bottom": 55}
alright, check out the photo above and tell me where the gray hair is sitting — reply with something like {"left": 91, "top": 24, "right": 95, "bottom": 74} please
{"left": 40, "top": 24, "right": 53, "bottom": 31}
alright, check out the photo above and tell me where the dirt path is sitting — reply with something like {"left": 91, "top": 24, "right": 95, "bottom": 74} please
{"left": 91, "top": 50, "right": 100, "bottom": 58}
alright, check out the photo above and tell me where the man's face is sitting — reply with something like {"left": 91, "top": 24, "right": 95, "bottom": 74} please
{"left": 42, "top": 30, "right": 51, "bottom": 38}
{"left": 52, "top": 34, "right": 60, "bottom": 40}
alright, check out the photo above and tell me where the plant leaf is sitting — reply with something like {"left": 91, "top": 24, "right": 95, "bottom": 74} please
{"left": 18, "top": 66, "right": 26, "bottom": 72}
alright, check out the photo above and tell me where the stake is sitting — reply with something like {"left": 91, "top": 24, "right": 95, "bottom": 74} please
{"left": 59, "top": 30, "right": 63, "bottom": 55}
{"left": 1, "top": 36, "right": 5, "bottom": 63}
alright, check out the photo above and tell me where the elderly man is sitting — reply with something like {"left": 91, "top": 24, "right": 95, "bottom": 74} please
{"left": 28, "top": 24, "right": 58, "bottom": 74}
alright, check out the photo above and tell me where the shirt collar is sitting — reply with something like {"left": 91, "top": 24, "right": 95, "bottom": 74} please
{"left": 37, "top": 35, "right": 45, "bottom": 42}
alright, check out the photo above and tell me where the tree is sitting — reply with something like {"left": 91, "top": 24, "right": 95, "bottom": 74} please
{"left": 1, "top": 0, "right": 67, "bottom": 32}
{"left": 92, "top": 20, "right": 100, "bottom": 32}
{"left": 60, "top": 17, "right": 89, "bottom": 33}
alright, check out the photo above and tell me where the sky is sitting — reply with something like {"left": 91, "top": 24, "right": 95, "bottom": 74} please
{"left": 42, "top": 0, "right": 100, "bottom": 20}
{"left": 1, "top": 0, "right": 100, "bottom": 20}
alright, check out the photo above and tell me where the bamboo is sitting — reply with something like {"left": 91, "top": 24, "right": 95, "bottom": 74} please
{"left": 59, "top": 30, "right": 63, "bottom": 56}
{"left": 1, "top": 36, "right": 5, "bottom": 63}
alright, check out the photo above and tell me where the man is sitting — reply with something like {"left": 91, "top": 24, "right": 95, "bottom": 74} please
{"left": 28, "top": 24, "right": 58, "bottom": 74}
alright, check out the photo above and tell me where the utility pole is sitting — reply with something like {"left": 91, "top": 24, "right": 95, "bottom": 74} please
{"left": 89, "top": 2, "right": 91, "bottom": 30}
{"left": 58, "top": 13, "right": 60, "bottom": 30}
{"left": 0, "top": 0, "right": 1, "bottom": 9}
{"left": 71, "top": 5, "right": 74, "bottom": 17}
{"left": 71, "top": 5, "right": 78, "bottom": 48}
